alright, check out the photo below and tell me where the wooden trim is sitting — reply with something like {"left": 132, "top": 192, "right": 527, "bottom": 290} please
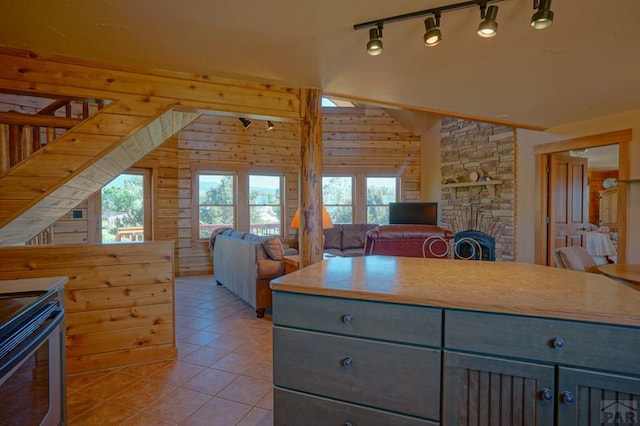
{"left": 534, "top": 129, "right": 632, "bottom": 265}
{"left": 533, "top": 129, "right": 632, "bottom": 155}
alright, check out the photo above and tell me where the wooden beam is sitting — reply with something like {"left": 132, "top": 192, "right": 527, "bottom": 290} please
{"left": 298, "top": 88, "right": 324, "bottom": 267}
{"left": 37, "top": 98, "right": 71, "bottom": 116}
{"left": 0, "top": 111, "right": 81, "bottom": 128}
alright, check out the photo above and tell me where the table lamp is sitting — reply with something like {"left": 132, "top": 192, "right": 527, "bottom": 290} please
{"left": 290, "top": 206, "right": 334, "bottom": 230}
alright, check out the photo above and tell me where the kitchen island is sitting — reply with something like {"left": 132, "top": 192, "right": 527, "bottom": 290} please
{"left": 270, "top": 256, "right": 640, "bottom": 425}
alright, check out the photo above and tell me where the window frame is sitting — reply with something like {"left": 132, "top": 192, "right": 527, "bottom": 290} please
{"left": 365, "top": 175, "right": 401, "bottom": 225}
{"left": 248, "top": 173, "right": 285, "bottom": 237}
{"left": 322, "top": 175, "right": 355, "bottom": 224}
{"left": 194, "top": 170, "right": 238, "bottom": 240}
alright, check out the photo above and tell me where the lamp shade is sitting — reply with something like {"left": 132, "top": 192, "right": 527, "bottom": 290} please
{"left": 290, "top": 207, "right": 334, "bottom": 229}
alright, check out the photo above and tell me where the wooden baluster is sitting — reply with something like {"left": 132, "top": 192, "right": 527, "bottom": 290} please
{"left": 82, "top": 101, "right": 89, "bottom": 119}
{"left": 65, "top": 102, "right": 72, "bottom": 117}
{"left": 9, "top": 124, "right": 20, "bottom": 166}
{"left": 0, "top": 123, "right": 9, "bottom": 173}
{"left": 32, "top": 126, "right": 41, "bottom": 152}
{"left": 22, "top": 125, "right": 33, "bottom": 159}
{"left": 46, "top": 126, "right": 56, "bottom": 145}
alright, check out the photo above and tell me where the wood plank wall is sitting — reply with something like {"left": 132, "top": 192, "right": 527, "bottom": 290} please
{"left": 176, "top": 114, "right": 301, "bottom": 276}
{"left": 588, "top": 170, "right": 618, "bottom": 225}
{"left": 0, "top": 241, "right": 175, "bottom": 374}
{"left": 323, "top": 107, "right": 421, "bottom": 201}
{"left": 46, "top": 106, "right": 421, "bottom": 277}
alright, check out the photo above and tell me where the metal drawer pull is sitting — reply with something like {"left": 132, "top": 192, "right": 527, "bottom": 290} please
{"left": 561, "top": 391, "right": 575, "bottom": 405}
{"left": 344, "top": 423, "right": 353, "bottom": 426}
{"left": 551, "top": 337, "right": 565, "bottom": 349}
{"left": 341, "top": 357, "right": 353, "bottom": 367}
{"left": 342, "top": 314, "right": 354, "bottom": 323}
{"left": 539, "top": 388, "right": 553, "bottom": 401}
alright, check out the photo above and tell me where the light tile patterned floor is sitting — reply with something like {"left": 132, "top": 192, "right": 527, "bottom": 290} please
{"left": 66, "top": 276, "right": 274, "bottom": 425}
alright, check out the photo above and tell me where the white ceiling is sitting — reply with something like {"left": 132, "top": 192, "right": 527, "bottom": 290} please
{"left": 1, "top": 0, "right": 640, "bottom": 129}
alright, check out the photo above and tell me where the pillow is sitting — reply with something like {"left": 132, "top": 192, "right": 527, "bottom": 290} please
{"left": 262, "top": 237, "right": 284, "bottom": 261}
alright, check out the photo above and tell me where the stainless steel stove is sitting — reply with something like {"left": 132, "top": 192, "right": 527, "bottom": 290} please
{"left": 0, "top": 289, "right": 65, "bottom": 425}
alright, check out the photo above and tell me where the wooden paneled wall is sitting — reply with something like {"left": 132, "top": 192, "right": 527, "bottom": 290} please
{"left": 323, "top": 107, "right": 421, "bottom": 201}
{"left": 46, "top": 106, "right": 421, "bottom": 277}
{"left": 176, "top": 114, "right": 301, "bottom": 276}
{"left": 588, "top": 170, "right": 618, "bottom": 225}
{"left": 0, "top": 241, "right": 175, "bottom": 374}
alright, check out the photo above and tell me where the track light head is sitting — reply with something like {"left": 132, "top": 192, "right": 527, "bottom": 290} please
{"left": 366, "top": 25, "right": 383, "bottom": 56}
{"left": 531, "top": 0, "right": 553, "bottom": 29}
{"left": 477, "top": 5, "right": 499, "bottom": 38}
{"left": 239, "top": 117, "right": 251, "bottom": 129}
{"left": 266, "top": 120, "right": 274, "bottom": 131}
{"left": 423, "top": 15, "right": 442, "bottom": 47}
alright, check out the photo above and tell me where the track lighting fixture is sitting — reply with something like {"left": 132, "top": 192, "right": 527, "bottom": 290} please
{"left": 423, "top": 14, "right": 442, "bottom": 47}
{"left": 354, "top": 0, "right": 553, "bottom": 54}
{"left": 477, "top": 4, "right": 499, "bottom": 38}
{"left": 531, "top": 0, "right": 553, "bottom": 29}
{"left": 366, "top": 24, "right": 383, "bottom": 56}
{"left": 266, "top": 120, "right": 275, "bottom": 131}
{"left": 239, "top": 117, "right": 251, "bottom": 129}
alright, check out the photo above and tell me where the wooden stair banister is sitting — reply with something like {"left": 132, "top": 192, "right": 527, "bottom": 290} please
{"left": 0, "top": 97, "right": 201, "bottom": 245}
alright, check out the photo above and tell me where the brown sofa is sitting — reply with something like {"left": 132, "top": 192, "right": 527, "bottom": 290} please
{"left": 211, "top": 228, "right": 286, "bottom": 317}
{"left": 323, "top": 224, "right": 379, "bottom": 257}
{"left": 364, "top": 224, "right": 454, "bottom": 258}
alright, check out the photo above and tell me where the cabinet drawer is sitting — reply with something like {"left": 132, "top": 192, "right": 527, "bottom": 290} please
{"left": 445, "top": 310, "right": 640, "bottom": 375}
{"left": 274, "top": 388, "right": 438, "bottom": 426}
{"left": 273, "top": 327, "right": 441, "bottom": 420}
{"left": 273, "top": 291, "right": 441, "bottom": 347}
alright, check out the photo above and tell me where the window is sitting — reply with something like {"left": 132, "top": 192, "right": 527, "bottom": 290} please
{"left": 322, "top": 176, "right": 354, "bottom": 224}
{"left": 100, "top": 170, "right": 150, "bottom": 243}
{"left": 249, "top": 174, "right": 283, "bottom": 236}
{"left": 366, "top": 176, "right": 399, "bottom": 224}
{"left": 197, "top": 173, "right": 236, "bottom": 238}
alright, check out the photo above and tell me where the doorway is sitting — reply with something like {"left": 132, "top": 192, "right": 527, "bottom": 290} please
{"left": 534, "top": 130, "right": 631, "bottom": 265}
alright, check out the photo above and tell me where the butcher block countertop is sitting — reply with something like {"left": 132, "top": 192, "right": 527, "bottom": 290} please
{"left": 270, "top": 256, "right": 640, "bottom": 327}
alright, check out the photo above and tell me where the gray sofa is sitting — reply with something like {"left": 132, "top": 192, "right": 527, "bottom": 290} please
{"left": 323, "top": 223, "right": 378, "bottom": 257}
{"left": 211, "top": 229, "right": 286, "bottom": 317}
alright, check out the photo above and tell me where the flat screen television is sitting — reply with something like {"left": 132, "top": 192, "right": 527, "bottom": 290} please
{"left": 388, "top": 202, "right": 438, "bottom": 225}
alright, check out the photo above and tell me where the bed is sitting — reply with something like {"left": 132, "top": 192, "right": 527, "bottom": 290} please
{"left": 585, "top": 230, "right": 617, "bottom": 265}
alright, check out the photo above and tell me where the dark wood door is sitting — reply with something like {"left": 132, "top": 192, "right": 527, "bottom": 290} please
{"left": 547, "top": 154, "right": 588, "bottom": 265}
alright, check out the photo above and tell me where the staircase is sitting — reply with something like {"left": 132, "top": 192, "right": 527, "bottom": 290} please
{"left": 0, "top": 96, "right": 200, "bottom": 245}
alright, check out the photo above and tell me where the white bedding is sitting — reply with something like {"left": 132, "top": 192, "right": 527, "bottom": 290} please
{"left": 585, "top": 231, "right": 617, "bottom": 264}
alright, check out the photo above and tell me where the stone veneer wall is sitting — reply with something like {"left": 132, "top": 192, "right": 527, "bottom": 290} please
{"left": 440, "top": 118, "right": 516, "bottom": 261}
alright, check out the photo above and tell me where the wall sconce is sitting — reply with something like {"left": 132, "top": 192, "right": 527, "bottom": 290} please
{"left": 266, "top": 120, "right": 275, "bottom": 131}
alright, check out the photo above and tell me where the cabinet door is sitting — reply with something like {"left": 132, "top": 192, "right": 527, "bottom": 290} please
{"left": 443, "top": 351, "right": 555, "bottom": 426}
{"left": 557, "top": 366, "right": 640, "bottom": 426}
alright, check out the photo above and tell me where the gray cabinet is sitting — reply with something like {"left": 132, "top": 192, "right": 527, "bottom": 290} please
{"left": 273, "top": 292, "right": 442, "bottom": 425}
{"left": 443, "top": 351, "right": 555, "bottom": 426}
{"left": 273, "top": 292, "right": 640, "bottom": 425}
{"left": 444, "top": 310, "right": 640, "bottom": 426}
{"left": 557, "top": 367, "right": 640, "bottom": 426}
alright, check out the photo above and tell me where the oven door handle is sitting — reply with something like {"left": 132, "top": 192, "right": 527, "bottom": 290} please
{"left": 0, "top": 307, "right": 64, "bottom": 379}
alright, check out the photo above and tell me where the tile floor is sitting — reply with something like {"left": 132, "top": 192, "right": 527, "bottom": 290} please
{"left": 66, "top": 276, "right": 274, "bottom": 425}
